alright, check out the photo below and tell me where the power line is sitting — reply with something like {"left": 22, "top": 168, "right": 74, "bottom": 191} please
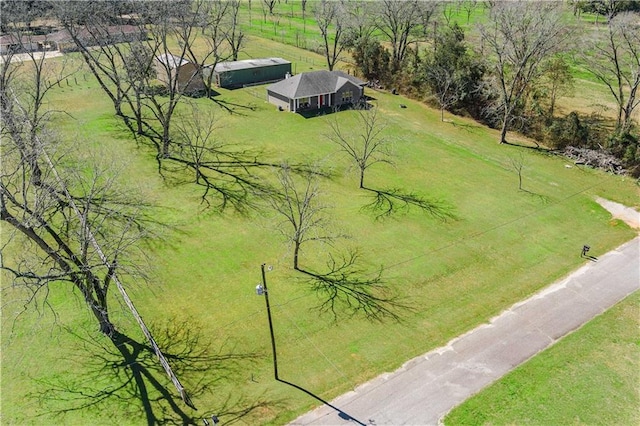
{"left": 383, "top": 180, "right": 604, "bottom": 272}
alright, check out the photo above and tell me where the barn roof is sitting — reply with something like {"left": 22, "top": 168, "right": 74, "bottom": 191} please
{"left": 266, "top": 70, "right": 365, "bottom": 99}
{"left": 155, "top": 53, "right": 192, "bottom": 69}
{"left": 213, "top": 57, "right": 290, "bottom": 73}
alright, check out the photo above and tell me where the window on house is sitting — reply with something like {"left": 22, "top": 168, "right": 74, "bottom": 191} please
{"left": 341, "top": 90, "right": 353, "bottom": 102}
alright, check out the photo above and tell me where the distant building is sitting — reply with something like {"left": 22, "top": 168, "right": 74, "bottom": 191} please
{"left": 266, "top": 70, "right": 366, "bottom": 113}
{"left": 48, "top": 25, "right": 147, "bottom": 52}
{"left": 0, "top": 33, "right": 50, "bottom": 54}
{"left": 154, "top": 53, "right": 205, "bottom": 94}
{"left": 207, "top": 57, "right": 291, "bottom": 89}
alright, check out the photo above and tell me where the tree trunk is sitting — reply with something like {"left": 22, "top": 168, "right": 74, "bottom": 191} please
{"left": 359, "top": 169, "right": 365, "bottom": 189}
{"left": 162, "top": 125, "right": 171, "bottom": 158}
{"left": 136, "top": 94, "right": 143, "bottom": 134}
{"left": 499, "top": 113, "right": 508, "bottom": 144}
{"left": 91, "top": 303, "right": 116, "bottom": 336}
{"left": 293, "top": 240, "right": 300, "bottom": 270}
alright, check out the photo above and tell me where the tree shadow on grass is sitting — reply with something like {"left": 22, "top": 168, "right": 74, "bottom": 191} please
{"left": 450, "top": 120, "right": 483, "bottom": 133}
{"left": 208, "top": 97, "right": 259, "bottom": 116}
{"left": 27, "top": 317, "right": 280, "bottom": 425}
{"left": 296, "top": 250, "right": 411, "bottom": 322}
{"left": 503, "top": 140, "right": 553, "bottom": 152}
{"left": 361, "top": 186, "right": 458, "bottom": 222}
{"left": 519, "top": 188, "right": 552, "bottom": 204}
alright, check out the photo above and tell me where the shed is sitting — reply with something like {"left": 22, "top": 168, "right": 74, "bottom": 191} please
{"left": 154, "top": 53, "right": 205, "bottom": 94}
{"left": 208, "top": 57, "right": 291, "bottom": 89}
{"left": 266, "top": 70, "right": 366, "bottom": 113}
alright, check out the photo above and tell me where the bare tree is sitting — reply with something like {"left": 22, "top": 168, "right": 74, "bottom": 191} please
{"left": 479, "top": 1, "right": 568, "bottom": 144}
{"left": 269, "top": 165, "right": 334, "bottom": 271}
{"left": 327, "top": 104, "right": 392, "bottom": 189}
{"left": 268, "top": 166, "right": 402, "bottom": 321}
{"left": 315, "top": 0, "right": 346, "bottom": 71}
{"left": 197, "top": 0, "right": 232, "bottom": 97}
{"left": 342, "top": 0, "right": 377, "bottom": 47}
{"left": 509, "top": 151, "right": 526, "bottom": 191}
{"left": 123, "top": 42, "right": 157, "bottom": 135}
{"left": 144, "top": 0, "right": 207, "bottom": 157}
{"left": 0, "top": 0, "right": 54, "bottom": 33}
{"left": 262, "top": 0, "right": 277, "bottom": 16}
{"left": 462, "top": 0, "right": 478, "bottom": 24}
{"left": 0, "top": 16, "right": 206, "bottom": 413}
{"left": 327, "top": 102, "right": 455, "bottom": 221}
{"left": 56, "top": 1, "right": 148, "bottom": 119}
{"left": 582, "top": 12, "right": 640, "bottom": 133}
{"left": 376, "top": 0, "right": 438, "bottom": 71}
{"left": 429, "top": 65, "right": 459, "bottom": 122}
{"left": 54, "top": 0, "right": 164, "bottom": 140}
{"left": 225, "top": 0, "right": 245, "bottom": 62}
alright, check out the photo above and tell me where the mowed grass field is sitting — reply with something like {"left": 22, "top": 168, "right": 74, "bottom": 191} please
{"left": 2, "top": 37, "right": 639, "bottom": 425}
{"left": 445, "top": 292, "right": 640, "bottom": 425}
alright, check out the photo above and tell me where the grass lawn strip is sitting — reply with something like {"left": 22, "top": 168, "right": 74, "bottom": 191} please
{"left": 444, "top": 291, "right": 640, "bottom": 425}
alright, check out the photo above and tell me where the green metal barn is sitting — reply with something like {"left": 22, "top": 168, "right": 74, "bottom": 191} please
{"left": 207, "top": 57, "right": 292, "bottom": 89}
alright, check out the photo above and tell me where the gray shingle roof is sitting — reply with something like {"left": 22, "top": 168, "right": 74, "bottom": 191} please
{"left": 267, "top": 70, "right": 365, "bottom": 99}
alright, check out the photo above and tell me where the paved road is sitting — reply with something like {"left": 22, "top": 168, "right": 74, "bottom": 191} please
{"left": 291, "top": 236, "right": 640, "bottom": 426}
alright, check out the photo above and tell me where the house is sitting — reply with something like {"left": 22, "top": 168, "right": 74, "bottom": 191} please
{"left": 206, "top": 57, "right": 291, "bottom": 89}
{"left": 154, "top": 53, "right": 205, "bottom": 93}
{"left": 0, "top": 33, "right": 53, "bottom": 55}
{"left": 266, "top": 70, "right": 366, "bottom": 113}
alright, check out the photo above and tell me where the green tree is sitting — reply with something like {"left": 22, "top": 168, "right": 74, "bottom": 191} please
{"left": 535, "top": 56, "right": 574, "bottom": 118}
{"left": 352, "top": 38, "right": 391, "bottom": 84}
{"left": 422, "top": 23, "right": 485, "bottom": 121}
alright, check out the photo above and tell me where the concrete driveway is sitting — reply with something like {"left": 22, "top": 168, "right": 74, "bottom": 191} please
{"left": 291, "top": 236, "right": 640, "bottom": 426}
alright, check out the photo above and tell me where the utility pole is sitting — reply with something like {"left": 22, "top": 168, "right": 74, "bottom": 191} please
{"left": 257, "top": 263, "right": 279, "bottom": 380}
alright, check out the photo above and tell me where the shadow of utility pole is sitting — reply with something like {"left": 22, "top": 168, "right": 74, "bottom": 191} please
{"left": 257, "top": 264, "right": 367, "bottom": 425}
{"left": 278, "top": 378, "right": 366, "bottom": 425}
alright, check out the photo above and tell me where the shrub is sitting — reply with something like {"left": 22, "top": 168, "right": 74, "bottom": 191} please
{"left": 547, "top": 112, "right": 590, "bottom": 149}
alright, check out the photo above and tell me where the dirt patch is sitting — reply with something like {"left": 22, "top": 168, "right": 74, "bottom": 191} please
{"left": 595, "top": 197, "right": 640, "bottom": 230}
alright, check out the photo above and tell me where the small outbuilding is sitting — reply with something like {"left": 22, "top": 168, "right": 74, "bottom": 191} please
{"left": 266, "top": 70, "right": 366, "bottom": 113}
{"left": 208, "top": 57, "right": 291, "bottom": 89}
{"left": 154, "top": 53, "right": 205, "bottom": 94}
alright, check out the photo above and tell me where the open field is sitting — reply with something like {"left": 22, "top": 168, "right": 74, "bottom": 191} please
{"left": 2, "top": 33, "right": 639, "bottom": 426}
{"left": 445, "top": 292, "right": 640, "bottom": 425}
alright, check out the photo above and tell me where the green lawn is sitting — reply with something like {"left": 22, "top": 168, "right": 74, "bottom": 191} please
{"left": 445, "top": 292, "right": 640, "bottom": 426}
{"left": 2, "top": 38, "right": 639, "bottom": 425}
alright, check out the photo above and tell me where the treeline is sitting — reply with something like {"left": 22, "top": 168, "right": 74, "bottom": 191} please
{"left": 337, "top": 1, "right": 640, "bottom": 176}
{"left": 214, "top": 0, "right": 640, "bottom": 177}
